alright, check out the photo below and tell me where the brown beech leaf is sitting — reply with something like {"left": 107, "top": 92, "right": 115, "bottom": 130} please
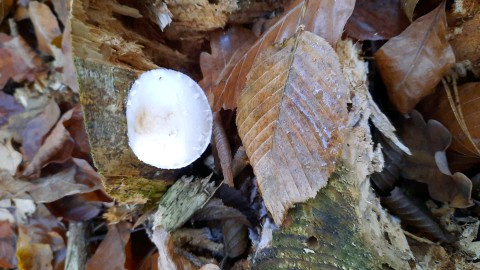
{"left": 206, "top": 0, "right": 354, "bottom": 111}
{"left": 28, "top": 1, "right": 62, "bottom": 56}
{"left": 375, "top": 1, "right": 455, "bottom": 114}
{"left": 400, "top": 110, "right": 472, "bottom": 208}
{"left": 427, "top": 83, "right": 480, "bottom": 158}
{"left": 0, "top": 92, "right": 24, "bottom": 127}
{"left": 236, "top": 31, "right": 349, "bottom": 225}
{"left": 222, "top": 219, "right": 247, "bottom": 258}
{"left": 21, "top": 99, "right": 60, "bottom": 161}
{"left": 86, "top": 221, "right": 131, "bottom": 270}
{"left": 345, "top": 0, "right": 410, "bottom": 40}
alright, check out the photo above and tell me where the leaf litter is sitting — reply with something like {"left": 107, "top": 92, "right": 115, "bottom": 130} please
{"left": 2, "top": 0, "right": 480, "bottom": 269}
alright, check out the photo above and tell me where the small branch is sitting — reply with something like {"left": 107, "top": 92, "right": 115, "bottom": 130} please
{"left": 65, "top": 222, "right": 88, "bottom": 270}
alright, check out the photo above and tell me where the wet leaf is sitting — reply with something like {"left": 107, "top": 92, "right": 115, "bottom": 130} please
{"left": 236, "top": 31, "right": 349, "bottom": 224}
{"left": 28, "top": 2, "right": 62, "bottom": 56}
{"left": 85, "top": 221, "right": 131, "bottom": 270}
{"left": 0, "top": 92, "right": 24, "bottom": 127}
{"left": 375, "top": 1, "right": 455, "bottom": 114}
{"left": 222, "top": 219, "right": 247, "bottom": 258}
{"left": 400, "top": 110, "right": 472, "bottom": 208}
{"left": 206, "top": 0, "right": 355, "bottom": 111}
{"left": 345, "top": 0, "right": 410, "bottom": 40}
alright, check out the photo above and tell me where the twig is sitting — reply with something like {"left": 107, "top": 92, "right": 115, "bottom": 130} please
{"left": 65, "top": 222, "right": 88, "bottom": 270}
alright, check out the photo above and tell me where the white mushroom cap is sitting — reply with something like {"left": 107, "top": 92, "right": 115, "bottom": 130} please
{"left": 126, "top": 69, "right": 213, "bottom": 169}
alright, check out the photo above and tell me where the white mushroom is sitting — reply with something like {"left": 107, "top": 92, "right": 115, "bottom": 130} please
{"left": 126, "top": 69, "right": 213, "bottom": 169}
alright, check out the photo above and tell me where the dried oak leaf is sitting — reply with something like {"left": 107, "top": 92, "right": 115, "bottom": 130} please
{"left": 375, "top": 1, "right": 455, "bottom": 114}
{"left": 345, "top": 0, "right": 410, "bottom": 40}
{"left": 205, "top": 0, "right": 355, "bottom": 112}
{"left": 85, "top": 221, "right": 131, "bottom": 270}
{"left": 400, "top": 110, "right": 472, "bottom": 208}
{"left": 28, "top": 1, "right": 62, "bottom": 56}
{"left": 236, "top": 31, "right": 349, "bottom": 225}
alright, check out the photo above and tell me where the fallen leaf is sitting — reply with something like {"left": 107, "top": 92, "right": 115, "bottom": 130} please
{"left": 0, "top": 92, "right": 24, "bottom": 127}
{"left": 0, "top": 221, "right": 16, "bottom": 268}
{"left": 400, "top": 110, "right": 472, "bottom": 208}
{"left": 0, "top": 0, "right": 13, "bottom": 24}
{"left": 46, "top": 192, "right": 106, "bottom": 221}
{"left": 22, "top": 107, "right": 78, "bottom": 178}
{"left": 381, "top": 187, "right": 453, "bottom": 242}
{"left": 375, "top": 1, "right": 455, "bottom": 114}
{"left": 211, "top": 112, "right": 234, "bottom": 187}
{"left": 0, "top": 137, "right": 22, "bottom": 175}
{"left": 192, "top": 199, "right": 250, "bottom": 226}
{"left": 16, "top": 226, "right": 54, "bottom": 270}
{"left": 61, "top": 17, "right": 79, "bottom": 93}
{"left": 85, "top": 221, "right": 131, "bottom": 270}
{"left": 222, "top": 219, "right": 247, "bottom": 258}
{"left": 200, "top": 264, "right": 219, "bottom": 270}
{"left": 21, "top": 100, "right": 60, "bottom": 161}
{"left": 401, "top": 0, "right": 420, "bottom": 21}
{"left": 172, "top": 228, "right": 224, "bottom": 256}
{"left": 236, "top": 31, "right": 349, "bottom": 224}
{"left": 0, "top": 158, "right": 102, "bottom": 203}
{"left": 345, "top": 0, "right": 410, "bottom": 40}
{"left": 28, "top": 1, "right": 62, "bottom": 56}
{"left": 206, "top": 0, "right": 355, "bottom": 111}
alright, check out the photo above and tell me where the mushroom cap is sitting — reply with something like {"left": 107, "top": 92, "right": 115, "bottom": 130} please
{"left": 126, "top": 69, "right": 213, "bottom": 169}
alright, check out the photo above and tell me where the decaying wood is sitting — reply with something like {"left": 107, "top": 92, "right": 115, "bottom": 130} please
{"left": 65, "top": 222, "right": 87, "bottom": 270}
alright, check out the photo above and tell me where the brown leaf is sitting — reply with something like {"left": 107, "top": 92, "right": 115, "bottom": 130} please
{"left": 222, "top": 220, "right": 247, "bottom": 258}
{"left": 192, "top": 199, "right": 250, "bottom": 226}
{"left": 46, "top": 191, "right": 107, "bottom": 221}
{"left": 0, "top": 137, "right": 22, "bottom": 175}
{"left": 401, "top": 0, "right": 420, "bottom": 21}
{"left": 22, "top": 106, "right": 81, "bottom": 178}
{"left": 206, "top": 0, "right": 354, "bottom": 111}
{"left": 426, "top": 83, "right": 480, "bottom": 157}
{"left": 0, "top": 221, "right": 16, "bottom": 268}
{"left": 400, "top": 110, "right": 472, "bottom": 208}
{"left": 211, "top": 112, "right": 234, "bottom": 186}
{"left": 28, "top": 2, "right": 62, "bottom": 56}
{"left": 16, "top": 226, "right": 54, "bottom": 270}
{"left": 21, "top": 100, "right": 60, "bottom": 161}
{"left": 0, "top": 0, "right": 13, "bottom": 24}
{"left": 0, "top": 34, "right": 45, "bottom": 89}
{"left": 0, "top": 92, "right": 24, "bottom": 127}
{"left": 85, "top": 221, "right": 131, "bottom": 270}
{"left": 375, "top": 1, "right": 455, "bottom": 114}
{"left": 345, "top": 0, "right": 410, "bottom": 40}
{"left": 236, "top": 31, "right": 349, "bottom": 225}
{"left": 61, "top": 17, "right": 79, "bottom": 93}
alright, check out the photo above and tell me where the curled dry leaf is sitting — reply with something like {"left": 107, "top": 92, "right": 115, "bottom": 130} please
{"left": 401, "top": 0, "right": 420, "bottom": 21}
{"left": 375, "top": 1, "right": 455, "bottom": 114}
{"left": 28, "top": 1, "right": 62, "bottom": 56}
{"left": 222, "top": 219, "right": 247, "bottom": 258}
{"left": 381, "top": 187, "right": 453, "bottom": 242}
{"left": 192, "top": 199, "right": 250, "bottom": 226}
{"left": 85, "top": 221, "right": 131, "bottom": 270}
{"left": 46, "top": 191, "right": 107, "bottom": 221}
{"left": 205, "top": 0, "right": 355, "bottom": 111}
{"left": 211, "top": 112, "right": 234, "bottom": 187}
{"left": 345, "top": 0, "right": 410, "bottom": 40}
{"left": 371, "top": 132, "right": 404, "bottom": 193}
{"left": 16, "top": 226, "right": 54, "bottom": 270}
{"left": 400, "top": 110, "right": 472, "bottom": 208}
{"left": 236, "top": 31, "right": 349, "bottom": 225}
{"left": 0, "top": 137, "right": 22, "bottom": 176}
